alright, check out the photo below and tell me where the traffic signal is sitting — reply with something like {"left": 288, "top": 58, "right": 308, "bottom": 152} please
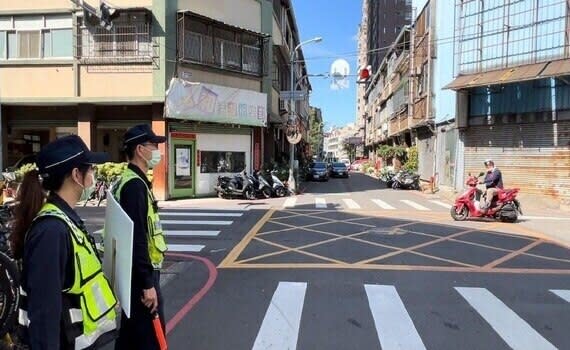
{"left": 100, "top": 1, "right": 119, "bottom": 31}
{"left": 358, "top": 65, "right": 372, "bottom": 83}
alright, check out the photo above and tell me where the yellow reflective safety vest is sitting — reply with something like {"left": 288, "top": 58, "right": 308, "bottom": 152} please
{"left": 19, "top": 203, "right": 117, "bottom": 350}
{"left": 113, "top": 167, "right": 167, "bottom": 268}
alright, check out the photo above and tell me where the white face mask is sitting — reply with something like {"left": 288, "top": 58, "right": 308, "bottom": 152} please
{"left": 147, "top": 149, "right": 162, "bottom": 169}
{"left": 78, "top": 172, "right": 96, "bottom": 202}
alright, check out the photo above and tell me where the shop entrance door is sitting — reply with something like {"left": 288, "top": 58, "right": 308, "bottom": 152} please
{"left": 169, "top": 134, "right": 196, "bottom": 198}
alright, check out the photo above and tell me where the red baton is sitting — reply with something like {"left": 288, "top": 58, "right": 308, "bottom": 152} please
{"left": 153, "top": 313, "right": 168, "bottom": 350}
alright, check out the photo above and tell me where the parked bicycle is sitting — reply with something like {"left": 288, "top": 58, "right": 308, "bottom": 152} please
{"left": 0, "top": 203, "right": 24, "bottom": 349}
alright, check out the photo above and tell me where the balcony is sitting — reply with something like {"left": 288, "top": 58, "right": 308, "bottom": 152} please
{"left": 177, "top": 11, "right": 267, "bottom": 77}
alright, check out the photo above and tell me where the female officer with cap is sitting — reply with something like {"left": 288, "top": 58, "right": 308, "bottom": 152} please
{"left": 10, "top": 135, "right": 118, "bottom": 350}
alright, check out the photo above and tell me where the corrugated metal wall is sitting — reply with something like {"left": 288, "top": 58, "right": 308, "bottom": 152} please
{"left": 464, "top": 121, "right": 570, "bottom": 206}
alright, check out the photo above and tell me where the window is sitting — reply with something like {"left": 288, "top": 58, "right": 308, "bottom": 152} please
{"left": 200, "top": 151, "right": 246, "bottom": 173}
{"left": 0, "top": 14, "right": 72, "bottom": 60}
{"left": 78, "top": 11, "right": 152, "bottom": 62}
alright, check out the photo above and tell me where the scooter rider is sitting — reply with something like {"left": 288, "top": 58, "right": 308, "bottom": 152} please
{"left": 480, "top": 159, "right": 503, "bottom": 212}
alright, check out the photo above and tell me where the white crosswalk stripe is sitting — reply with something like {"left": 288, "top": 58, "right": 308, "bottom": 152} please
{"left": 167, "top": 244, "right": 205, "bottom": 252}
{"left": 365, "top": 284, "right": 427, "bottom": 350}
{"left": 550, "top": 289, "right": 570, "bottom": 303}
{"left": 252, "top": 282, "right": 307, "bottom": 350}
{"left": 283, "top": 197, "right": 297, "bottom": 208}
{"left": 161, "top": 211, "right": 243, "bottom": 217}
{"left": 455, "top": 287, "right": 557, "bottom": 350}
{"left": 91, "top": 208, "right": 243, "bottom": 254}
{"left": 342, "top": 198, "right": 361, "bottom": 209}
{"left": 315, "top": 198, "right": 327, "bottom": 209}
{"left": 400, "top": 200, "right": 430, "bottom": 211}
{"left": 429, "top": 200, "right": 452, "bottom": 209}
{"left": 164, "top": 230, "right": 220, "bottom": 237}
{"left": 161, "top": 219, "right": 233, "bottom": 226}
{"left": 372, "top": 199, "right": 396, "bottom": 210}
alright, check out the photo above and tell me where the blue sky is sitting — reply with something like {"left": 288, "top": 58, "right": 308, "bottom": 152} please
{"left": 291, "top": 0, "right": 362, "bottom": 129}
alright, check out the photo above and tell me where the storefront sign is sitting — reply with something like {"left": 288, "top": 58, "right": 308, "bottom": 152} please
{"left": 165, "top": 78, "right": 268, "bottom": 127}
{"left": 171, "top": 132, "right": 196, "bottom": 140}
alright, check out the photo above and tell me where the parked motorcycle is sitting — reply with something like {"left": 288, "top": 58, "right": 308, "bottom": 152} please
{"left": 379, "top": 167, "right": 396, "bottom": 188}
{"left": 215, "top": 170, "right": 256, "bottom": 200}
{"left": 391, "top": 170, "right": 420, "bottom": 190}
{"left": 250, "top": 171, "right": 272, "bottom": 199}
{"left": 450, "top": 172, "right": 522, "bottom": 223}
{"left": 268, "top": 170, "right": 289, "bottom": 197}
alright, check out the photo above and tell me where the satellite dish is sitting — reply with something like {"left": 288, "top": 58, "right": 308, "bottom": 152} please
{"left": 330, "top": 59, "right": 350, "bottom": 90}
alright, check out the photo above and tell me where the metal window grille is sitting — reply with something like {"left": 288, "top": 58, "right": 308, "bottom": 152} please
{"left": 455, "top": 0, "right": 569, "bottom": 74}
{"left": 177, "top": 12, "right": 265, "bottom": 76}
{"left": 76, "top": 15, "right": 156, "bottom": 64}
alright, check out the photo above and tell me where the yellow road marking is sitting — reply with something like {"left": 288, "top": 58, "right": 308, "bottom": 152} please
{"left": 220, "top": 262, "right": 570, "bottom": 275}
{"left": 355, "top": 225, "right": 499, "bottom": 265}
{"left": 218, "top": 209, "right": 275, "bottom": 268}
{"left": 220, "top": 208, "right": 570, "bottom": 274}
{"left": 482, "top": 239, "right": 544, "bottom": 270}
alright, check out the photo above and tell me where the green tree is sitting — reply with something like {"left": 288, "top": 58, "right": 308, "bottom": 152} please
{"left": 342, "top": 143, "right": 356, "bottom": 162}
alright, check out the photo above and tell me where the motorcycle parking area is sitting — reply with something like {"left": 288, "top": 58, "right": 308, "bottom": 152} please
{"left": 219, "top": 207, "right": 570, "bottom": 275}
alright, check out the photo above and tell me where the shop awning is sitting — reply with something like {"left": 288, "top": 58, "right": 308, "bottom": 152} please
{"left": 444, "top": 62, "right": 548, "bottom": 90}
{"left": 444, "top": 59, "right": 570, "bottom": 90}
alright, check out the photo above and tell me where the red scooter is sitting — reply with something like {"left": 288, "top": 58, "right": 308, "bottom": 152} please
{"left": 450, "top": 172, "right": 522, "bottom": 223}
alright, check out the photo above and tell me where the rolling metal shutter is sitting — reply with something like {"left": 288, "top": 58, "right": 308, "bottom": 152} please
{"left": 464, "top": 121, "right": 570, "bottom": 205}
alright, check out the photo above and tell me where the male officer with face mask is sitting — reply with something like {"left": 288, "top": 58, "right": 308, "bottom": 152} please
{"left": 113, "top": 124, "right": 167, "bottom": 350}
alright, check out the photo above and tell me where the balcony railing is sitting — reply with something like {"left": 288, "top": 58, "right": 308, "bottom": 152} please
{"left": 178, "top": 13, "right": 265, "bottom": 77}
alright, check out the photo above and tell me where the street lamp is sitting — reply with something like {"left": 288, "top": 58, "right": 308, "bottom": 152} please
{"left": 288, "top": 37, "right": 322, "bottom": 193}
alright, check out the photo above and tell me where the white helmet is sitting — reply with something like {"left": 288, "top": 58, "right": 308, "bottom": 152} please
{"left": 484, "top": 159, "right": 494, "bottom": 166}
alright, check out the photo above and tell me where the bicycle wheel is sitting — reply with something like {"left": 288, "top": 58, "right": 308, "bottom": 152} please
{"left": 0, "top": 252, "right": 19, "bottom": 338}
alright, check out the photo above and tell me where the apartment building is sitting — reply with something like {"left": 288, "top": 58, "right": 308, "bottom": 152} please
{"left": 323, "top": 123, "right": 358, "bottom": 160}
{"left": 0, "top": 0, "right": 312, "bottom": 199}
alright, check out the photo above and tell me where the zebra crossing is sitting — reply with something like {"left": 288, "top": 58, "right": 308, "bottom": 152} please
{"left": 251, "top": 282, "right": 569, "bottom": 350}
{"left": 278, "top": 196, "right": 452, "bottom": 212}
{"left": 160, "top": 208, "right": 245, "bottom": 252}
{"left": 92, "top": 207, "right": 247, "bottom": 253}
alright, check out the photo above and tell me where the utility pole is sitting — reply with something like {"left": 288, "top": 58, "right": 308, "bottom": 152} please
{"left": 287, "top": 37, "right": 322, "bottom": 193}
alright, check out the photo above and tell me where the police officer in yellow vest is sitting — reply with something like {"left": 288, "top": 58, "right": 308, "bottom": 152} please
{"left": 113, "top": 124, "right": 167, "bottom": 350}
{"left": 10, "top": 135, "right": 117, "bottom": 349}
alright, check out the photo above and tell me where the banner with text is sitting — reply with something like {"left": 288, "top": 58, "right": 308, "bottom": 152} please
{"left": 165, "top": 78, "right": 267, "bottom": 127}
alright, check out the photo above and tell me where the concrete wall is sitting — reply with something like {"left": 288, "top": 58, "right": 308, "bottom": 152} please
{"left": 178, "top": 67, "right": 261, "bottom": 92}
{"left": 79, "top": 67, "right": 153, "bottom": 98}
{"left": 0, "top": 66, "right": 74, "bottom": 97}
{"left": 0, "top": 0, "right": 71, "bottom": 11}
{"left": 177, "top": 0, "right": 261, "bottom": 33}
{"left": 0, "top": 0, "right": 152, "bottom": 12}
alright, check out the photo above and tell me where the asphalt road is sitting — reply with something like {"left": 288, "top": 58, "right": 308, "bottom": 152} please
{"left": 80, "top": 173, "right": 570, "bottom": 350}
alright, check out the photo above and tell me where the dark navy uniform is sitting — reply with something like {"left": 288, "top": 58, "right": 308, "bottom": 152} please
{"left": 114, "top": 124, "right": 167, "bottom": 350}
